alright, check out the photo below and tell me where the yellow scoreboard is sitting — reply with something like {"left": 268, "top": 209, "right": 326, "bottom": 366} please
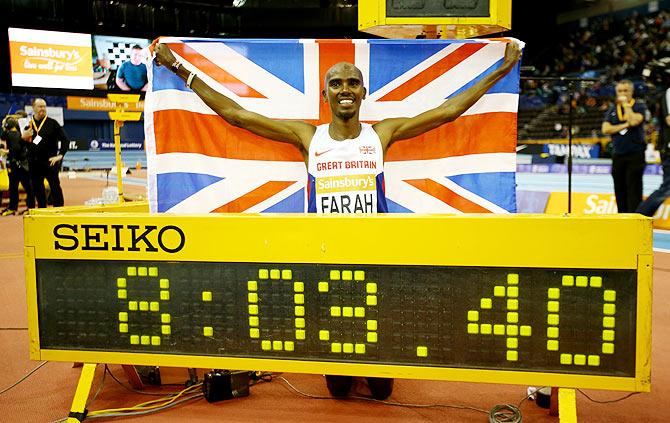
{"left": 24, "top": 213, "right": 651, "bottom": 392}
{"left": 358, "top": 0, "right": 512, "bottom": 39}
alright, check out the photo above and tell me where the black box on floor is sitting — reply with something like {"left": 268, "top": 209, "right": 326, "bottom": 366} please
{"left": 203, "top": 370, "right": 250, "bottom": 403}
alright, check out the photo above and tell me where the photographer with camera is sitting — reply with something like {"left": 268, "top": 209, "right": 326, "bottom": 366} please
{"left": 0, "top": 115, "right": 34, "bottom": 215}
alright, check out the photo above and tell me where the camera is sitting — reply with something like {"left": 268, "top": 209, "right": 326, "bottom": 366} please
{"left": 642, "top": 57, "right": 670, "bottom": 87}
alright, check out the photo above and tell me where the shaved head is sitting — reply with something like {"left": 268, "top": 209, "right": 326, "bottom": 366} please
{"left": 324, "top": 62, "right": 364, "bottom": 88}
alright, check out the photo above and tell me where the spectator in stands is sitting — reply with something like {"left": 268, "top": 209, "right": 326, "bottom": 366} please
{"left": 637, "top": 84, "right": 670, "bottom": 216}
{"left": 23, "top": 98, "right": 69, "bottom": 208}
{"left": 115, "top": 45, "right": 148, "bottom": 91}
{"left": 602, "top": 80, "right": 647, "bottom": 212}
{"left": 1, "top": 116, "right": 34, "bottom": 215}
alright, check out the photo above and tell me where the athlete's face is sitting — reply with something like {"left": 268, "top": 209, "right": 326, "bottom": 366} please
{"left": 322, "top": 63, "right": 366, "bottom": 121}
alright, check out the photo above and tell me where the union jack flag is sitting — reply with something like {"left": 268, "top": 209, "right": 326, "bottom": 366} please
{"left": 145, "top": 38, "right": 520, "bottom": 213}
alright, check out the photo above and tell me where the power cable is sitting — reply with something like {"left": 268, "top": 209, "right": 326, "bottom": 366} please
{"left": 577, "top": 389, "right": 639, "bottom": 404}
{"left": 0, "top": 361, "right": 47, "bottom": 396}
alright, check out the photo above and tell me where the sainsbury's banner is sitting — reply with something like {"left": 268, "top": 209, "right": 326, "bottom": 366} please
{"left": 66, "top": 96, "right": 144, "bottom": 112}
{"left": 545, "top": 191, "right": 670, "bottom": 229}
{"left": 8, "top": 27, "right": 93, "bottom": 90}
{"left": 145, "top": 38, "right": 521, "bottom": 214}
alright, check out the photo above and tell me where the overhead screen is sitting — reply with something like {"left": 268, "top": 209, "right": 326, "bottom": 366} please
{"left": 92, "top": 35, "right": 151, "bottom": 91}
{"left": 8, "top": 27, "right": 94, "bottom": 90}
{"left": 8, "top": 28, "right": 151, "bottom": 91}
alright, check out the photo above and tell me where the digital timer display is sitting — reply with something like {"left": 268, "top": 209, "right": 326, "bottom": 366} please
{"left": 24, "top": 212, "right": 652, "bottom": 391}
{"left": 37, "top": 260, "right": 636, "bottom": 376}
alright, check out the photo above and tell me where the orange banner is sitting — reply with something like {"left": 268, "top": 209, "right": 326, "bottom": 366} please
{"left": 66, "top": 96, "right": 144, "bottom": 112}
{"left": 9, "top": 41, "right": 92, "bottom": 77}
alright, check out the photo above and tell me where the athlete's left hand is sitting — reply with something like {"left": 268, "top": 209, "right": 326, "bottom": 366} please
{"left": 502, "top": 41, "right": 523, "bottom": 70}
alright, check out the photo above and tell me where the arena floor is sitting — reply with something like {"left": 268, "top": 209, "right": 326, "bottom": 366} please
{"left": 0, "top": 170, "right": 667, "bottom": 422}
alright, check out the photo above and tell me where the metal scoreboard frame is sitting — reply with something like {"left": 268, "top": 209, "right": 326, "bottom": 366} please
{"left": 24, "top": 213, "right": 652, "bottom": 393}
{"left": 358, "top": 0, "right": 512, "bottom": 39}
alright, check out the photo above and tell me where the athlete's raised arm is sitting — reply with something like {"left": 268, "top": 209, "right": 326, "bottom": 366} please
{"left": 373, "top": 41, "right": 522, "bottom": 152}
{"left": 154, "top": 43, "right": 316, "bottom": 154}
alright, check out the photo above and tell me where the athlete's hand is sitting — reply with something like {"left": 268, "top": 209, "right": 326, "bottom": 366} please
{"left": 155, "top": 44, "right": 177, "bottom": 69}
{"left": 502, "top": 41, "right": 522, "bottom": 70}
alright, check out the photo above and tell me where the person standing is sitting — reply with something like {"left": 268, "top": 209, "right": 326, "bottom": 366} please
{"left": 0, "top": 116, "right": 34, "bottom": 215}
{"left": 23, "top": 98, "right": 69, "bottom": 208}
{"left": 154, "top": 40, "right": 522, "bottom": 400}
{"left": 637, "top": 85, "right": 670, "bottom": 216}
{"left": 601, "top": 80, "right": 647, "bottom": 213}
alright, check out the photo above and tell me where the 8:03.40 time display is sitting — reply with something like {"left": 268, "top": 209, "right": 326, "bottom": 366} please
{"left": 36, "top": 260, "right": 636, "bottom": 377}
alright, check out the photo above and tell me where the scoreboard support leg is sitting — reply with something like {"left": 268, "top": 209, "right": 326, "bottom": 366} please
{"left": 558, "top": 388, "right": 578, "bottom": 423}
{"left": 66, "top": 363, "right": 97, "bottom": 423}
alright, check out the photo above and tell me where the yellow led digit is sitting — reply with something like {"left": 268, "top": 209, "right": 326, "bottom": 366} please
{"left": 469, "top": 273, "right": 524, "bottom": 361}
{"left": 249, "top": 268, "right": 303, "bottom": 352}
{"left": 550, "top": 275, "right": 614, "bottom": 366}
{"left": 121, "top": 266, "right": 168, "bottom": 347}
{"left": 322, "top": 269, "right": 374, "bottom": 354}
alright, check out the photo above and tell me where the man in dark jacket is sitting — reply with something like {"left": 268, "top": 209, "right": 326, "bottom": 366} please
{"left": 601, "top": 80, "right": 647, "bottom": 213}
{"left": 23, "top": 98, "right": 69, "bottom": 208}
{"left": 637, "top": 85, "right": 670, "bottom": 216}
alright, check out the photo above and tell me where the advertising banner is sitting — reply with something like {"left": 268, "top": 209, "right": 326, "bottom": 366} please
{"left": 8, "top": 27, "right": 93, "bottom": 89}
{"left": 66, "top": 96, "right": 144, "bottom": 112}
{"left": 544, "top": 191, "right": 670, "bottom": 229}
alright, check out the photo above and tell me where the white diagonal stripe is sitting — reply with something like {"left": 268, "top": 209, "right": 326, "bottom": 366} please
{"left": 385, "top": 153, "right": 516, "bottom": 179}
{"left": 155, "top": 153, "right": 306, "bottom": 178}
{"left": 365, "top": 43, "right": 463, "bottom": 100}
{"left": 404, "top": 43, "right": 506, "bottom": 105}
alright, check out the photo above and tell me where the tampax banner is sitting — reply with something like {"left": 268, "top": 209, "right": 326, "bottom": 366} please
{"left": 8, "top": 27, "right": 93, "bottom": 90}
{"left": 145, "top": 38, "right": 521, "bottom": 214}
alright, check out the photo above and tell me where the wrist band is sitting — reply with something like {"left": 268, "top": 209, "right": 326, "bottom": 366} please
{"left": 186, "top": 72, "right": 196, "bottom": 89}
{"left": 170, "top": 60, "right": 182, "bottom": 72}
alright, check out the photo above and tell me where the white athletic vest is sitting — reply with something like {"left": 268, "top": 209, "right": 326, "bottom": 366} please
{"left": 307, "top": 123, "right": 387, "bottom": 213}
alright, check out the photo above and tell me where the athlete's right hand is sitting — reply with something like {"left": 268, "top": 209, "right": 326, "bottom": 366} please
{"left": 154, "top": 44, "right": 177, "bottom": 69}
